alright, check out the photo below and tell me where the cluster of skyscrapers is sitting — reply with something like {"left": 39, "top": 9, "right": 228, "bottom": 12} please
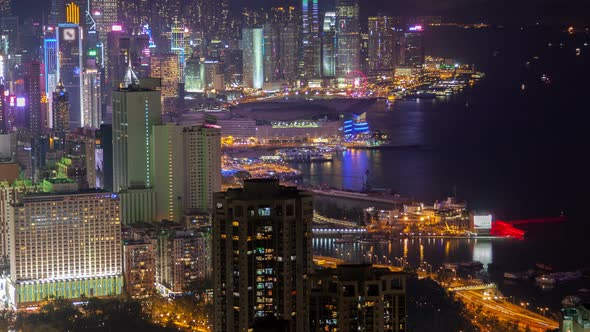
{"left": 0, "top": 1, "right": 409, "bottom": 329}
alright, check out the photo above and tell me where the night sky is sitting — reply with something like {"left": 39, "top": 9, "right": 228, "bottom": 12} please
{"left": 11, "top": 0, "right": 590, "bottom": 24}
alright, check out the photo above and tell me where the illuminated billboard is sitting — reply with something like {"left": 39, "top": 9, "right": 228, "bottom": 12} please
{"left": 473, "top": 214, "right": 492, "bottom": 230}
{"left": 16, "top": 97, "right": 26, "bottom": 107}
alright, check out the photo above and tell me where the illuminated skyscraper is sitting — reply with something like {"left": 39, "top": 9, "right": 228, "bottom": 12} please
{"left": 263, "top": 22, "right": 280, "bottom": 83}
{"left": 335, "top": 0, "right": 360, "bottom": 83}
{"left": 241, "top": 28, "right": 264, "bottom": 89}
{"left": 90, "top": 0, "right": 118, "bottom": 43}
{"left": 52, "top": 81, "right": 70, "bottom": 134}
{"left": 112, "top": 73, "right": 161, "bottom": 193}
{"left": 400, "top": 25, "right": 425, "bottom": 68}
{"left": 368, "top": 16, "right": 396, "bottom": 77}
{"left": 171, "top": 21, "right": 185, "bottom": 83}
{"left": 65, "top": 2, "right": 81, "bottom": 25}
{"left": 82, "top": 61, "right": 102, "bottom": 128}
{"left": 57, "top": 23, "right": 83, "bottom": 128}
{"left": 6, "top": 181, "right": 122, "bottom": 308}
{"left": 321, "top": 12, "right": 336, "bottom": 78}
{"left": 300, "top": 0, "right": 321, "bottom": 79}
{"left": 150, "top": 54, "right": 179, "bottom": 112}
{"left": 44, "top": 37, "right": 58, "bottom": 128}
{"left": 213, "top": 179, "right": 313, "bottom": 332}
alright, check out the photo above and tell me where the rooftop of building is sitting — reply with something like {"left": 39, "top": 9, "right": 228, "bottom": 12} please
{"left": 216, "top": 178, "right": 311, "bottom": 200}
{"left": 313, "top": 263, "right": 406, "bottom": 281}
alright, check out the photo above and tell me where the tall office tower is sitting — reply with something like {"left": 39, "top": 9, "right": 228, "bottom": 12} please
{"left": 335, "top": 0, "right": 360, "bottom": 83}
{"left": 241, "top": 28, "right": 264, "bottom": 89}
{"left": 152, "top": 122, "right": 184, "bottom": 222}
{"left": 50, "top": 0, "right": 66, "bottom": 25}
{"left": 90, "top": 0, "right": 118, "bottom": 43}
{"left": 52, "top": 80, "right": 70, "bottom": 134}
{"left": 150, "top": 54, "right": 179, "bottom": 113}
{"left": 263, "top": 23, "right": 280, "bottom": 83}
{"left": 182, "top": 124, "right": 221, "bottom": 212}
{"left": 212, "top": 179, "right": 314, "bottom": 332}
{"left": 321, "top": 12, "right": 336, "bottom": 78}
{"left": 360, "top": 32, "right": 369, "bottom": 75}
{"left": 123, "top": 239, "right": 156, "bottom": 298}
{"left": 112, "top": 73, "right": 161, "bottom": 192}
{"left": 368, "top": 16, "right": 396, "bottom": 78}
{"left": 6, "top": 179, "right": 122, "bottom": 308}
{"left": 112, "top": 74, "right": 161, "bottom": 223}
{"left": 309, "top": 264, "right": 407, "bottom": 332}
{"left": 57, "top": 23, "right": 83, "bottom": 128}
{"left": 224, "top": 50, "right": 243, "bottom": 87}
{"left": 300, "top": 0, "right": 321, "bottom": 79}
{"left": 82, "top": 60, "right": 102, "bottom": 128}
{"left": 155, "top": 228, "right": 210, "bottom": 295}
{"left": 105, "top": 29, "right": 150, "bottom": 113}
{"left": 23, "top": 61, "right": 42, "bottom": 136}
{"left": 400, "top": 26, "right": 424, "bottom": 68}
{"left": 185, "top": 57, "right": 204, "bottom": 92}
{"left": 280, "top": 20, "right": 299, "bottom": 84}
{"left": 44, "top": 37, "right": 58, "bottom": 128}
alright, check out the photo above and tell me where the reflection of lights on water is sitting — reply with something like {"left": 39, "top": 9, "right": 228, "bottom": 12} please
{"left": 473, "top": 240, "right": 492, "bottom": 269}
{"left": 403, "top": 238, "right": 408, "bottom": 258}
{"left": 419, "top": 244, "right": 424, "bottom": 262}
{"left": 445, "top": 240, "right": 450, "bottom": 257}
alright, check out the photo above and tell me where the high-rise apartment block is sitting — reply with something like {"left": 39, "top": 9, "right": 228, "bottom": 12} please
{"left": 155, "top": 228, "right": 210, "bottom": 295}
{"left": 153, "top": 123, "right": 221, "bottom": 222}
{"left": 213, "top": 179, "right": 313, "bottom": 332}
{"left": 123, "top": 239, "right": 156, "bottom": 298}
{"left": 310, "top": 264, "right": 407, "bottom": 332}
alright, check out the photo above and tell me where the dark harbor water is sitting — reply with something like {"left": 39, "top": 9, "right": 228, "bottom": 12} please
{"left": 237, "top": 25, "right": 590, "bottom": 313}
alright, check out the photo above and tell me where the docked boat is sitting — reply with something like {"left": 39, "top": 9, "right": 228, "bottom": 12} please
{"left": 504, "top": 272, "right": 520, "bottom": 280}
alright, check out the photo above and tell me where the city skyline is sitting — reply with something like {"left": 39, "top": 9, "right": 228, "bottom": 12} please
{"left": 0, "top": 0, "right": 586, "bottom": 330}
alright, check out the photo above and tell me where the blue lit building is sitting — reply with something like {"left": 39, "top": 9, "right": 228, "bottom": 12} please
{"left": 44, "top": 37, "right": 58, "bottom": 127}
{"left": 343, "top": 112, "right": 370, "bottom": 139}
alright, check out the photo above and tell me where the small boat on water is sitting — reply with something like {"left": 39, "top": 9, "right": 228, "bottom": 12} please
{"left": 504, "top": 272, "right": 520, "bottom": 280}
{"left": 536, "top": 275, "right": 556, "bottom": 285}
